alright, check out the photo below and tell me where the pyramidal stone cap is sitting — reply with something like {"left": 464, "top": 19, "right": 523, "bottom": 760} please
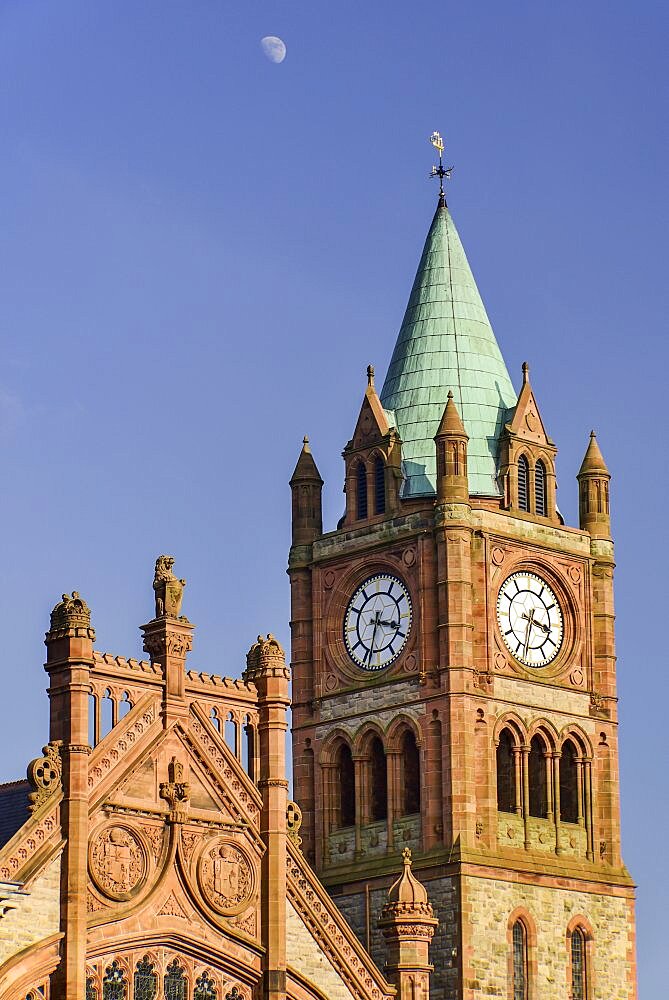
{"left": 380, "top": 200, "right": 516, "bottom": 496}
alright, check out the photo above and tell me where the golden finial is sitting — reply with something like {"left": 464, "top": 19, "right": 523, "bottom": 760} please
{"left": 429, "top": 131, "right": 454, "bottom": 203}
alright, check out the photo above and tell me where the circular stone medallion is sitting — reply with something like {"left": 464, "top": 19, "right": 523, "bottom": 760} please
{"left": 89, "top": 824, "right": 148, "bottom": 901}
{"left": 198, "top": 840, "right": 254, "bottom": 916}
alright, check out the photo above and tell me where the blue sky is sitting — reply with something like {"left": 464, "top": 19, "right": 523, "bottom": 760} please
{"left": 0, "top": 1, "right": 666, "bottom": 992}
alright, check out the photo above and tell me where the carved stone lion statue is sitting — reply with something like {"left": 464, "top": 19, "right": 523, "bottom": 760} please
{"left": 153, "top": 555, "right": 186, "bottom": 618}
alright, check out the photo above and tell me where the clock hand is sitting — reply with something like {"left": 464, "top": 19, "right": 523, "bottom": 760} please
{"left": 522, "top": 609, "right": 535, "bottom": 656}
{"left": 365, "top": 612, "right": 381, "bottom": 664}
{"left": 379, "top": 619, "right": 399, "bottom": 628}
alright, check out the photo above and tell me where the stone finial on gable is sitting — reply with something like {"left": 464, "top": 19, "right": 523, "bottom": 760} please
{"left": 47, "top": 592, "right": 95, "bottom": 641}
{"left": 379, "top": 849, "right": 438, "bottom": 999}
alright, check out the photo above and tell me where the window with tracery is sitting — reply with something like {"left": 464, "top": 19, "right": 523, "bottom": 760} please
{"left": 164, "top": 959, "right": 187, "bottom": 1000}
{"left": 102, "top": 961, "right": 126, "bottom": 1000}
{"left": 134, "top": 957, "right": 158, "bottom": 999}
{"left": 535, "top": 460, "right": 547, "bottom": 516}
{"left": 401, "top": 730, "right": 420, "bottom": 815}
{"left": 374, "top": 455, "right": 385, "bottom": 514}
{"left": 528, "top": 735, "right": 548, "bottom": 818}
{"left": 336, "top": 742, "right": 356, "bottom": 827}
{"left": 571, "top": 927, "right": 587, "bottom": 1000}
{"left": 86, "top": 977, "right": 98, "bottom": 1000}
{"left": 369, "top": 737, "right": 387, "bottom": 821}
{"left": 194, "top": 972, "right": 217, "bottom": 1000}
{"left": 518, "top": 455, "right": 529, "bottom": 512}
{"left": 356, "top": 461, "right": 368, "bottom": 519}
{"left": 496, "top": 729, "right": 516, "bottom": 813}
{"left": 512, "top": 920, "right": 528, "bottom": 1000}
{"left": 560, "top": 740, "right": 580, "bottom": 824}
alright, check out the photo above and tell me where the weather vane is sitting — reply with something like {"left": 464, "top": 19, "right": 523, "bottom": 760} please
{"left": 429, "top": 131, "right": 454, "bottom": 200}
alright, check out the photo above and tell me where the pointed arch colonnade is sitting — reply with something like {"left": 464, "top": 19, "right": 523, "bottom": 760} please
{"left": 495, "top": 716, "right": 595, "bottom": 859}
{"left": 320, "top": 718, "right": 422, "bottom": 862}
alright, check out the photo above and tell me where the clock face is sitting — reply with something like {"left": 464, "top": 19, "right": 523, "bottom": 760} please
{"left": 496, "top": 571, "right": 563, "bottom": 667}
{"left": 343, "top": 574, "right": 412, "bottom": 671}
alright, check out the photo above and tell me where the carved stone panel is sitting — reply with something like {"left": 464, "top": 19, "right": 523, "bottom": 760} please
{"left": 89, "top": 823, "right": 149, "bottom": 901}
{"left": 197, "top": 839, "right": 254, "bottom": 916}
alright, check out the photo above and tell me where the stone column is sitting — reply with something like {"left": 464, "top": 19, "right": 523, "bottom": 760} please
{"left": 378, "top": 849, "right": 438, "bottom": 1000}
{"left": 552, "top": 753, "right": 562, "bottom": 856}
{"left": 44, "top": 592, "right": 95, "bottom": 1000}
{"left": 244, "top": 635, "right": 290, "bottom": 1000}
{"left": 521, "top": 746, "right": 531, "bottom": 850}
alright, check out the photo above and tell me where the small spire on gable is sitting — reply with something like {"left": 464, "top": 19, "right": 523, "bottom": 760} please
{"left": 506, "top": 361, "right": 552, "bottom": 446}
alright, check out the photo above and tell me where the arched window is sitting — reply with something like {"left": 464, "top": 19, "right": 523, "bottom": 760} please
{"left": 369, "top": 737, "right": 387, "bottom": 821}
{"left": 336, "top": 743, "right": 356, "bottom": 828}
{"left": 164, "top": 959, "right": 187, "bottom": 1000}
{"left": 209, "top": 708, "right": 221, "bottom": 733}
{"left": 571, "top": 927, "right": 587, "bottom": 1000}
{"left": 356, "top": 461, "right": 368, "bottom": 519}
{"left": 535, "top": 460, "right": 547, "bottom": 516}
{"left": 118, "top": 691, "right": 132, "bottom": 720}
{"left": 102, "top": 961, "right": 126, "bottom": 1000}
{"left": 86, "top": 979, "right": 98, "bottom": 1000}
{"left": 560, "top": 740, "right": 580, "bottom": 824}
{"left": 243, "top": 715, "right": 255, "bottom": 781}
{"left": 88, "top": 693, "right": 98, "bottom": 747}
{"left": 224, "top": 713, "right": 237, "bottom": 757}
{"left": 496, "top": 729, "right": 516, "bottom": 813}
{"left": 528, "top": 735, "right": 548, "bottom": 818}
{"left": 518, "top": 455, "right": 529, "bottom": 512}
{"left": 194, "top": 972, "right": 217, "bottom": 1000}
{"left": 134, "top": 957, "right": 158, "bottom": 1000}
{"left": 101, "top": 689, "right": 114, "bottom": 739}
{"left": 512, "top": 920, "right": 528, "bottom": 1000}
{"left": 400, "top": 730, "right": 420, "bottom": 815}
{"left": 374, "top": 454, "right": 386, "bottom": 514}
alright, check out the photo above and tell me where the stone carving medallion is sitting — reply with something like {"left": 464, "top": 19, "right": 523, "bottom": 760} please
{"left": 198, "top": 839, "right": 254, "bottom": 916}
{"left": 89, "top": 824, "right": 148, "bottom": 901}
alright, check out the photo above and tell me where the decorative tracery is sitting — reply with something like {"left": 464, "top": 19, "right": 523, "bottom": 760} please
{"left": 102, "top": 961, "right": 127, "bottom": 1000}
{"left": 194, "top": 972, "right": 217, "bottom": 1000}
{"left": 134, "top": 957, "right": 158, "bottom": 999}
{"left": 164, "top": 959, "right": 187, "bottom": 1000}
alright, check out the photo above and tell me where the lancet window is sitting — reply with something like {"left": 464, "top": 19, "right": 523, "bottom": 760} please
{"left": 356, "top": 461, "right": 368, "bottom": 519}
{"left": 512, "top": 920, "right": 528, "bottom": 1000}
{"left": 570, "top": 927, "right": 587, "bottom": 1000}
{"left": 86, "top": 980, "right": 98, "bottom": 1000}
{"left": 369, "top": 737, "right": 387, "bottom": 821}
{"left": 400, "top": 729, "right": 420, "bottom": 815}
{"left": 496, "top": 728, "right": 517, "bottom": 814}
{"left": 102, "top": 961, "right": 127, "bottom": 1000}
{"left": 194, "top": 972, "right": 217, "bottom": 1000}
{"left": 518, "top": 455, "right": 530, "bottom": 512}
{"left": 164, "top": 960, "right": 187, "bottom": 1000}
{"left": 374, "top": 454, "right": 386, "bottom": 514}
{"left": 134, "top": 958, "right": 158, "bottom": 1000}
{"left": 336, "top": 742, "right": 356, "bottom": 828}
{"left": 528, "top": 735, "right": 548, "bottom": 818}
{"left": 560, "top": 739, "right": 581, "bottom": 824}
{"left": 535, "top": 460, "right": 547, "bottom": 516}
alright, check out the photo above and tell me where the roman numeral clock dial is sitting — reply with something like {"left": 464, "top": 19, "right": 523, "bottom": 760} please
{"left": 344, "top": 574, "right": 412, "bottom": 671}
{"left": 496, "top": 571, "right": 564, "bottom": 667}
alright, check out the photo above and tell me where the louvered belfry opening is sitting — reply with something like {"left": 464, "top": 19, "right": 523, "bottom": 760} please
{"left": 535, "top": 459, "right": 547, "bottom": 516}
{"left": 518, "top": 454, "right": 530, "bottom": 511}
{"left": 356, "top": 461, "right": 368, "bottom": 519}
{"left": 370, "top": 737, "right": 388, "bottom": 821}
{"left": 374, "top": 454, "right": 386, "bottom": 514}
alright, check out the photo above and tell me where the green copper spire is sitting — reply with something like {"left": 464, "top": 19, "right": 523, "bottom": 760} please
{"left": 380, "top": 199, "right": 517, "bottom": 496}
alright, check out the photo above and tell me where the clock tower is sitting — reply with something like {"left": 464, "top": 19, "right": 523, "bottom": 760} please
{"left": 288, "top": 157, "right": 636, "bottom": 1000}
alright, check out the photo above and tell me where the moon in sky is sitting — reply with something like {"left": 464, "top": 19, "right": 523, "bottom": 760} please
{"left": 260, "top": 36, "right": 287, "bottom": 64}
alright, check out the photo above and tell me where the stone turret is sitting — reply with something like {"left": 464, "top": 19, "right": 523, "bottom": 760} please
{"left": 378, "top": 849, "right": 438, "bottom": 1000}
{"left": 434, "top": 390, "right": 469, "bottom": 502}
{"left": 44, "top": 591, "right": 96, "bottom": 1000}
{"left": 290, "top": 436, "right": 323, "bottom": 547}
{"left": 577, "top": 431, "right": 611, "bottom": 539}
{"left": 245, "top": 635, "right": 290, "bottom": 1000}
